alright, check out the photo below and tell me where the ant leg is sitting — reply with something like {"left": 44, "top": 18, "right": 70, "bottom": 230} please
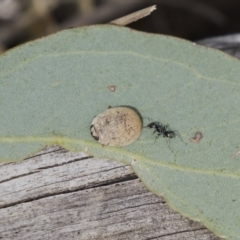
{"left": 175, "top": 130, "right": 185, "bottom": 143}
{"left": 154, "top": 134, "right": 160, "bottom": 143}
{"left": 142, "top": 117, "right": 153, "bottom": 122}
{"left": 166, "top": 138, "right": 173, "bottom": 152}
{"left": 142, "top": 117, "right": 153, "bottom": 128}
{"left": 163, "top": 124, "right": 170, "bottom": 130}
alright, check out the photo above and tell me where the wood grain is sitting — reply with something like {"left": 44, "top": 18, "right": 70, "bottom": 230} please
{"left": 0, "top": 146, "right": 223, "bottom": 239}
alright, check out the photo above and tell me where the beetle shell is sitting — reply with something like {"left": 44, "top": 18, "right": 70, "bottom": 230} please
{"left": 90, "top": 107, "right": 142, "bottom": 146}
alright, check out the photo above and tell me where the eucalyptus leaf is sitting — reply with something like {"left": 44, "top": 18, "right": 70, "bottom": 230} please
{"left": 1, "top": 25, "right": 240, "bottom": 239}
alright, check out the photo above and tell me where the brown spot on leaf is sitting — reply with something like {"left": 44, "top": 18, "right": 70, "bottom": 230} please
{"left": 107, "top": 85, "right": 116, "bottom": 92}
{"left": 190, "top": 131, "right": 203, "bottom": 143}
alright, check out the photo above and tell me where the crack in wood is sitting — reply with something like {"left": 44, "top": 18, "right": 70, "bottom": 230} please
{"left": 0, "top": 176, "right": 138, "bottom": 209}
{"left": 36, "top": 156, "right": 93, "bottom": 170}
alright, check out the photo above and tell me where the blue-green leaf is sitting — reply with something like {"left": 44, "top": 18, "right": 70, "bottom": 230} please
{"left": 1, "top": 25, "right": 240, "bottom": 239}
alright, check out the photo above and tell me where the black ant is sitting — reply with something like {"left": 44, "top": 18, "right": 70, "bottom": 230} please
{"left": 146, "top": 121, "right": 183, "bottom": 143}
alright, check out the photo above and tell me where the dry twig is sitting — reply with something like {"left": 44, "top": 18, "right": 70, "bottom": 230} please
{"left": 110, "top": 5, "right": 156, "bottom": 26}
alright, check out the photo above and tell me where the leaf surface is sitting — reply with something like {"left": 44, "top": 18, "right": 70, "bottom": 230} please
{"left": 1, "top": 25, "right": 240, "bottom": 239}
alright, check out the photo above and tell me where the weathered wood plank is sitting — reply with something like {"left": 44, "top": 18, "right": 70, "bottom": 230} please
{"left": 0, "top": 146, "right": 223, "bottom": 239}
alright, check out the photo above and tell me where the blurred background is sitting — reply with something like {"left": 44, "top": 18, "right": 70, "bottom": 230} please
{"left": 1, "top": 0, "right": 240, "bottom": 53}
